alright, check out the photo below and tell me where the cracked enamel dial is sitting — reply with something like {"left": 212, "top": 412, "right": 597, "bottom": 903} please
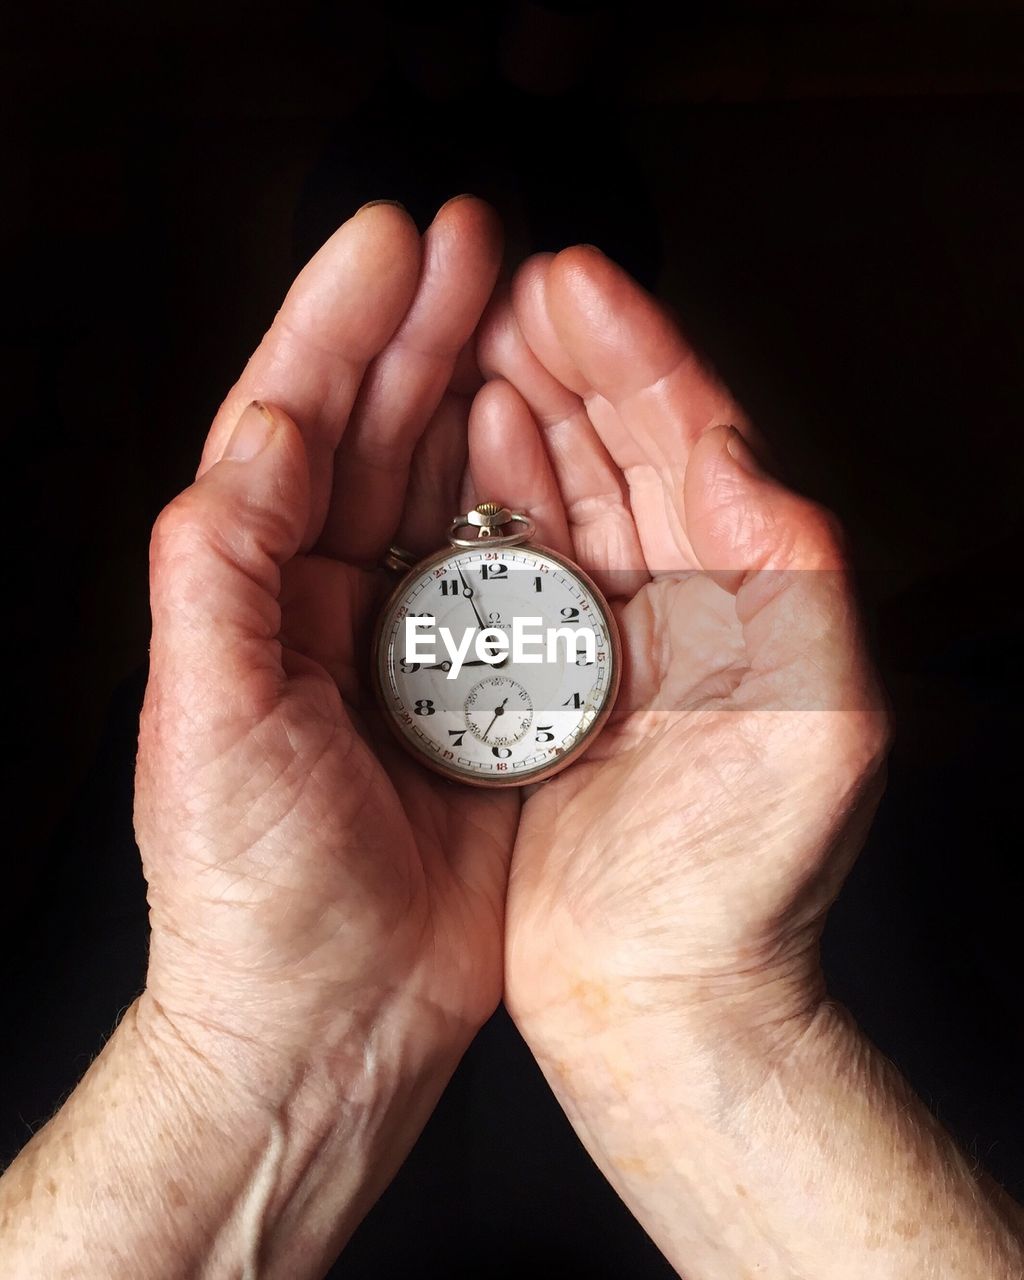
{"left": 373, "top": 532, "right": 620, "bottom": 787}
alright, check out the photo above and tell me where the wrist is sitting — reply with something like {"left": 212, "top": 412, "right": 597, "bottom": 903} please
{"left": 2, "top": 992, "right": 465, "bottom": 1279}
{"left": 515, "top": 984, "right": 1024, "bottom": 1280}
{"left": 134, "top": 975, "right": 467, "bottom": 1132}
{"left": 508, "top": 917, "right": 828, "bottom": 1113}
{"left": 129, "top": 988, "right": 465, "bottom": 1272}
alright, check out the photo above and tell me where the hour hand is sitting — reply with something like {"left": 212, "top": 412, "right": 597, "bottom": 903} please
{"left": 425, "top": 658, "right": 498, "bottom": 672}
{"left": 403, "top": 657, "right": 510, "bottom": 673}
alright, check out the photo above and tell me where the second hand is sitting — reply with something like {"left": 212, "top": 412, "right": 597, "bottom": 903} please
{"left": 483, "top": 697, "right": 509, "bottom": 742}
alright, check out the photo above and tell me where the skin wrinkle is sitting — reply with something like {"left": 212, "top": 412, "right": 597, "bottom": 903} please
{"left": 147, "top": 979, "right": 406, "bottom": 1107}
{"left": 273, "top": 275, "right": 414, "bottom": 371}
{"left": 151, "top": 526, "right": 291, "bottom": 668}
{"left": 271, "top": 317, "right": 374, "bottom": 369}
{"left": 563, "top": 486, "right": 633, "bottom": 531}
{"left": 387, "top": 327, "right": 467, "bottom": 364}
{"left": 608, "top": 358, "right": 741, "bottom": 463}
{"left": 601, "top": 350, "right": 697, "bottom": 422}
{"left": 188, "top": 763, "right": 340, "bottom": 891}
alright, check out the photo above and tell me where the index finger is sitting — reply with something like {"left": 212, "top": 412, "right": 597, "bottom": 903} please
{"left": 318, "top": 195, "right": 503, "bottom": 563}
{"left": 198, "top": 202, "right": 422, "bottom": 549}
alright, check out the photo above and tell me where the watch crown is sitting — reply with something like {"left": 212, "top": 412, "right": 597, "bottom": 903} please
{"left": 449, "top": 503, "right": 535, "bottom": 548}
{"left": 466, "top": 501, "right": 513, "bottom": 534}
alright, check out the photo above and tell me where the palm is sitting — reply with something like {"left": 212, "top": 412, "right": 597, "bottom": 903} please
{"left": 511, "top": 571, "right": 756, "bottom": 988}
{"left": 283, "top": 551, "right": 518, "bottom": 1023}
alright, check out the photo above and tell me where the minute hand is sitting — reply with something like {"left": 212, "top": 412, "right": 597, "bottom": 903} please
{"left": 455, "top": 563, "right": 487, "bottom": 631}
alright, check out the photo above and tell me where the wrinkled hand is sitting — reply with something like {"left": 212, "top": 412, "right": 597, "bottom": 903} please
{"left": 134, "top": 198, "right": 517, "bottom": 1089}
{"left": 472, "top": 248, "right": 889, "bottom": 1056}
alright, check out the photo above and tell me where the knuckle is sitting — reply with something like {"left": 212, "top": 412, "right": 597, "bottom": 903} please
{"left": 150, "top": 487, "right": 290, "bottom": 588}
{"left": 862, "top": 696, "right": 894, "bottom": 767}
{"left": 150, "top": 489, "right": 208, "bottom": 568}
{"left": 800, "top": 498, "right": 850, "bottom": 565}
{"left": 815, "top": 704, "right": 891, "bottom": 786}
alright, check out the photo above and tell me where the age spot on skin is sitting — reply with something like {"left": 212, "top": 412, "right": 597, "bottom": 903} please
{"left": 548, "top": 1058, "right": 575, "bottom": 1086}
{"left": 567, "top": 978, "right": 612, "bottom": 1025}
{"left": 616, "top": 1154, "right": 654, "bottom": 1179}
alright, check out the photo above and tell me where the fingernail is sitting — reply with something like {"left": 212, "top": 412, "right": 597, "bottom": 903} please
{"left": 358, "top": 198, "right": 406, "bottom": 213}
{"left": 223, "top": 400, "right": 276, "bottom": 461}
{"left": 724, "top": 426, "right": 766, "bottom": 478}
{"left": 443, "top": 192, "right": 476, "bottom": 205}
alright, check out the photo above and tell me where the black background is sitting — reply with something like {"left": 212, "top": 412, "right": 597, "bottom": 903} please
{"left": 3, "top": 3, "right": 1023, "bottom": 1275}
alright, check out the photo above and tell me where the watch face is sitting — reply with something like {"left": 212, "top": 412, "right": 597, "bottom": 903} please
{"left": 374, "top": 544, "right": 619, "bottom": 786}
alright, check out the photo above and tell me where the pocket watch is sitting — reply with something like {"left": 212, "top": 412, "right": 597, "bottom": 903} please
{"left": 373, "top": 503, "right": 620, "bottom": 787}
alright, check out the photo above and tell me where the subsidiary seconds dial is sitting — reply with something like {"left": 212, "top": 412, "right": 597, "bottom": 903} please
{"left": 465, "top": 676, "right": 533, "bottom": 747}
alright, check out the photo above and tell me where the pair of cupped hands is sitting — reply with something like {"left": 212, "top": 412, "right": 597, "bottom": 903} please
{"left": 136, "top": 196, "right": 888, "bottom": 1126}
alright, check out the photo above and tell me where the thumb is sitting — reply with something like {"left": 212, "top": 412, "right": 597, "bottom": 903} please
{"left": 148, "top": 400, "right": 310, "bottom": 713}
{"left": 684, "top": 425, "right": 881, "bottom": 716}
